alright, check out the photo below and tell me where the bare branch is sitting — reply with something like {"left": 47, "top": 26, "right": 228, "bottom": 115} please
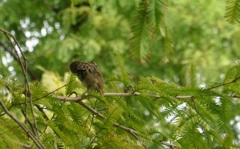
{"left": 51, "top": 95, "right": 82, "bottom": 101}
{"left": 104, "top": 92, "right": 141, "bottom": 96}
{"left": 0, "top": 28, "right": 39, "bottom": 138}
{"left": 52, "top": 92, "right": 193, "bottom": 102}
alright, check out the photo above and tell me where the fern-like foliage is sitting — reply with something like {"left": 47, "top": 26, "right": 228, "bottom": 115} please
{"left": 65, "top": 73, "right": 78, "bottom": 95}
{"left": 130, "top": 0, "right": 150, "bottom": 62}
{"left": 189, "top": 65, "right": 197, "bottom": 87}
{"left": 1, "top": 60, "right": 239, "bottom": 148}
{"left": 149, "top": 0, "right": 164, "bottom": 27}
{"left": 115, "top": 53, "right": 131, "bottom": 86}
{"left": 0, "top": 117, "right": 28, "bottom": 149}
{"left": 101, "top": 103, "right": 123, "bottom": 129}
{"left": 107, "top": 53, "right": 131, "bottom": 92}
{"left": 223, "top": 64, "right": 240, "bottom": 94}
{"left": 225, "top": 0, "right": 240, "bottom": 23}
{"left": 1, "top": 1, "right": 240, "bottom": 148}
{"left": 130, "top": 0, "right": 171, "bottom": 62}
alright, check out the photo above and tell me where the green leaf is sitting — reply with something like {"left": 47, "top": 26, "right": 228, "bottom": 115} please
{"left": 189, "top": 65, "right": 197, "bottom": 87}
{"left": 149, "top": 0, "right": 164, "bottom": 28}
{"left": 225, "top": 0, "right": 240, "bottom": 24}
{"left": 115, "top": 53, "right": 131, "bottom": 86}
{"left": 130, "top": 0, "right": 150, "bottom": 63}
{"left": 102, "top": 103, "right": 123, "bottom": 129}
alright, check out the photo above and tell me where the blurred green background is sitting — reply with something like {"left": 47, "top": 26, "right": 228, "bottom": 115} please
{"left": 0, "top": 0, "right": 239, "bottom": 87}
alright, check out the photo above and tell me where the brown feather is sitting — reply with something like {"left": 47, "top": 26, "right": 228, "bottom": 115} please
{"left": 69, "top": 61, "right": 104, "bottom": 95}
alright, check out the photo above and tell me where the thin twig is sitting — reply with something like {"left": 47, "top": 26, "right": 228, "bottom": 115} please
{"left": 160, "top": 141, "right": 177, "bottom": 148}
{"left": 0, "top": 28, "right": 39, "bottom": 138}
{"left": 206, "top": 76, "right": 240, "bottom": 90}
{"left": 105, "top": 92, "right": 193, "bottom": 99}
{"left": 35, "top": 105, "right": 49, "bottom": 120}
{"left": 35, "top": 80, "right": 73, "bottom": 101}
{"left": 25, "top": 82, "right": 192, "bottom": 105}
{"left": 52, "top": 94, "right": 179, "bottom": 147}
{"left": 227, "top": 95, "right": 240, "bottom": 98}
{"left": 0, "top": 99, "right": 45, "bottom": 148}
{"left": 17, "top": 142, "right": 31, "bottom": 149}
{"left": 51, "top": 95, "right": 82, "bottom": 101}
{"left": 0, "top": 82, "right": 75, "bottom": 117}
{"left": 104, "top": 92, "right": 141, "bottom": 96}
{"left": 52, "top": 92, "right": 193, "bottom": 102}
{"left": 78, "top": 100, "right": 140, "bottom": 138}
{"left": 0, "top": 40, "right": 37, "bottom": 80}
{"left": 52, "top": 95, "right": 139, "bottom": 136}
{"left": 89, "top": 99, "right": 98, "bottom": 131}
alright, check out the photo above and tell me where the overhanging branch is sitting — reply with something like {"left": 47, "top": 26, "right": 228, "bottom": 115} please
{"left": 51, "top": 93, "right": 177, "bottom": 148}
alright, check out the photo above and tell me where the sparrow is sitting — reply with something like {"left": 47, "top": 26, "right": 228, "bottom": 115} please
{"left": 69, "top": 61, "right": 104, "bottom": 95}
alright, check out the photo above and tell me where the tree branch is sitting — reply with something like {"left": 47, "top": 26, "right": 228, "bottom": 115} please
{"left": 52, "top": 95, "right": 139, "bottom": 136}
{"left": 0, "top": 40, "right": 38, "bottom": 80}
{"left": 0, "top": 28, "right": 39, "bottom": 138}
{"left": 206, "top": 76, "right": 240, "bottom": 90}
{"left": 160, "top": 141, "right": 177, "bottom": 148}
{"left": 52, "top": 92, "right": 193, "bottom": 102}
{"left": 51, "top": 94, "right": 178, "bottom": 148}
{"left": 0, "top": 99, "right": 45, "bottom": 149}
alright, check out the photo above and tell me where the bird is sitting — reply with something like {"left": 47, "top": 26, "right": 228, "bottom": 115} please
{"left": 69, "top": 61, "right": 104, "bottom": 95}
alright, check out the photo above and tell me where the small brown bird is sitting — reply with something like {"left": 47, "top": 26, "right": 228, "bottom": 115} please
{"left": 69, "top": 61, "right": 104, "bottom": 95}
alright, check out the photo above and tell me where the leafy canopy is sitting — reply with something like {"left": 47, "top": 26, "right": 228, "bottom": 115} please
{"left": 0, "top": 0, "right": 240, "bottom": 148}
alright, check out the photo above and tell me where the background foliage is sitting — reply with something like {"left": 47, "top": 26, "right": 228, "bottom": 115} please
{"left": 0, "top": 0, "right": 240, "bottom": 148}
